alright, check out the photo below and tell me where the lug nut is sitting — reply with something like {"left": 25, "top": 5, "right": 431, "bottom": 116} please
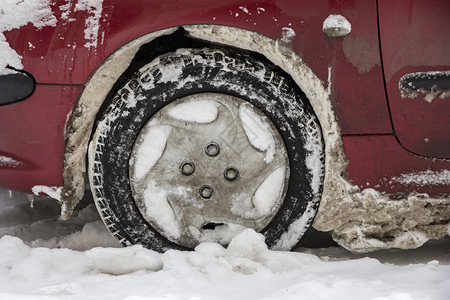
{"left": 224, "top": 166, "right": 239, "bottom": 181}
{"left": 180, "top": 162, "right": 195, "bottom": 176}
{"left": 205, "top": 142, "right": 220, "bottom": 157}
{"left": 199, "top": 185, "right": 214, "bottom": 199}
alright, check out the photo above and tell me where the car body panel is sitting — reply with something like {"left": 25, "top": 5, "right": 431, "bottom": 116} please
{"left": 0, "top": 2, "right": 447, "bottom": 200}
{"left": 4, "top": 0, "right": 391, "bottom": 135}
{"left": 1, "top": 0, "right": 449, "bottom": 253}
{"left": 0, "top": 85, "right": 81, "bottom": 192}
{"left": 378, "top": 0, "right": 450, "bottom": 158}
{"left": 344, "top": 135, "right": 450, "bottom": 197}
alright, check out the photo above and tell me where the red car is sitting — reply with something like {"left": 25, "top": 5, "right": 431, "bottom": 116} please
{"left": 0, "top": 0, "right": 449, "bottom": 253}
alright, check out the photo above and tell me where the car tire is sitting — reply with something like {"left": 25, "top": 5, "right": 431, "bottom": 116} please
{"left": 88, "top": 47, "right": 324, "bottom": 252}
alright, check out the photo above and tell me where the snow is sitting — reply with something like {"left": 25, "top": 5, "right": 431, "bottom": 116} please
{"left": 31, "top": 185, "right": 62, "bottom": 201}
{"left": 322, "top": 14, "right": 351, "bottom": 37}
{"left": 281, "top": 27, "right": 296, "bottom": 44}
{"left": 253, "top": 167, "right": 285, "bottom": 215}
{"left": 193, "top": 222, "right": 248, "bottom": 245}
{"left": 168, "top": 98, "right": 220, "bottom": 123}
{"left": 0, "top": 155, "right": 23, "bottom": 168}
{"left": 238, "top": 6, "right": 249, "bottom": 15}
{"left": 1, "top": 191, "right": 450, "bottom": 300}
{"left": 1, "top": 0, "right": 105, "bottom": 75}
{"left": 131, "top": 125, "right": 172, "bottom": 181}
{"left": 74, "top": 0, "right": 104, "bottom": 49}
{"left": 399, "top": 71, "right": 450, "bottom": 102}
{"left": 0, "top": 0, "right": 56, "bottom": 75}
{"left": 390, "top": 169, "right": 450, "bottom": 186}
{"left": 142, "top": 179, "right": 182, "bottom": 240}
{"left": 239, "top": 105, "right": 276, "bottom": 163}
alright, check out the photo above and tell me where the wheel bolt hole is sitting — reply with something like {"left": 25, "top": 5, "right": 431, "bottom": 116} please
{"left": 205, "top": 142, "right": 220, "bottom": 157}
{"left": 180, "top": 162, "right": 195, "bottom": 176}
{"left": 224, "top": 166, "right": 239, "bottom": 181}
{"left": 199, "top": 185, "right": 214, "bottom": 199}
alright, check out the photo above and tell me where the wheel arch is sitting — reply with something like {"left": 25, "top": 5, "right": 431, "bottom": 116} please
{"left": 60, "top": 25, "right": 348, "bottom": 242}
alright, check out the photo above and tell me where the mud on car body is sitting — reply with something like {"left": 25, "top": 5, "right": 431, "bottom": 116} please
{"left": 0, "top": 0, "right": 449, "bottom": 253}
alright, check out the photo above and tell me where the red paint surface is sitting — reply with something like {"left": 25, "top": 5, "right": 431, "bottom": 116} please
{"left": 378, "top": 0, "right": 450, "bottom": 158}
{"left": 1, "top": 0, "right": 448, "bottom": 195}
{"left": 0, "top": 85, "right": 82, "bottom": 192}
{"left": 344, "top": 135, "right": 450, "bottom": 197}
{"left": 4, "top": 0, "right": 390, "bottom": 134}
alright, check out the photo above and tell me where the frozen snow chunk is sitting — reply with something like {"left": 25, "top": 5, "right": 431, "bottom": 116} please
{"left": 132, "top": 125, "right": 172, "bottom": 181}
{"left": 86, "top": 245, "right": 162, "bottom": 275}
{"left": 227, "top": 228, "right": 268, "bottom": 261}
{"left": 142, "top": 180, "right": 181, "bottom": 240}
{"left": 281, "top": 27, "right": 296, "bottom": 43}
{"left": 168, "top": 98, "right": 220, "bottom": 123}
{"left": 323, "top": 14, "right": 351, "bottom": 38}
{"left": 31, "top": 185, "right": 62, "bottom": 201}
{"left": 239, "top": 105, "right": 276, "bottom": 163}
{"left": 194, "top": 242, "right": 226, "bottom": 257}
{"left": 253, "top": 167, "right": 285, "bottom": 215}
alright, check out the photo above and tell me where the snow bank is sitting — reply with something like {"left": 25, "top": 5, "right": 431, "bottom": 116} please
{"left": 1, "top": 228, "right": 449, "bottom": 299}
{"left": 1, "top": 192, "right": 449, "bottom": 299}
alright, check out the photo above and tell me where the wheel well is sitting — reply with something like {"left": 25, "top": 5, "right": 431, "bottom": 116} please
{"left": 94, "top": 28, "right": 301, "bottom": 125}
{"left": 61, "top": 25, "right": 341, "bottom": 234}
{"left": 62, "top": 25, "right": 450, "bottom": 253}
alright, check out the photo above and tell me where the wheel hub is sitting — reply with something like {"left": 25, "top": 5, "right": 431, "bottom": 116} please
{"left": 129, "top": 93, "right": 290, "bottom": 248}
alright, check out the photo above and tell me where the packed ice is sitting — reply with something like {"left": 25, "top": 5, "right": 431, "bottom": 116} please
{"left": 239, "top": 105, "right": 276, "bottom": 163}
{"left": 131, "top": 125, "right": 172, "bottom": 181}
{"left": 322, "top": 14, "right": 352, "bottom": 37}
{"left": 142, "top": 180, "right": 181, "bottom": 239}
{"left": 253, "top": 167, "right": 285, "bottom": 215}
{"left": 168, "top": 98, "right": 220, "bottom": 123}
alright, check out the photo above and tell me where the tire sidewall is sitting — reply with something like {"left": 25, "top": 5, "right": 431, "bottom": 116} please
{"left": 90, "top": 48, "right": 324, "bottom": 251}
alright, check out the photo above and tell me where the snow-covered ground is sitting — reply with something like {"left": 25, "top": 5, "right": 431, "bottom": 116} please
{"left": 1, "top": 189, "right": 449, "bottom": 300}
